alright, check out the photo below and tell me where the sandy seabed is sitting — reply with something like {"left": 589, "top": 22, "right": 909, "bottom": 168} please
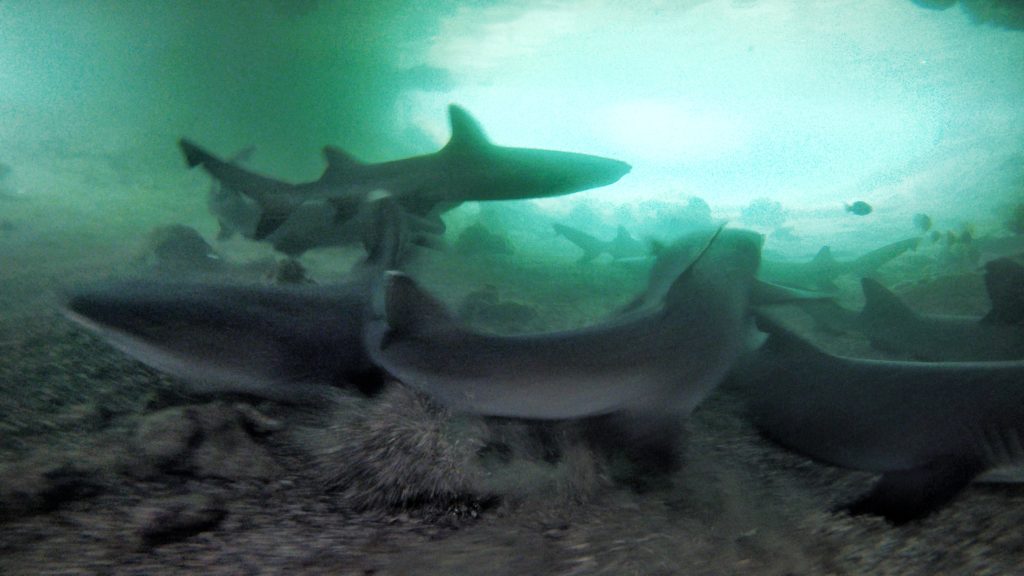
{"left": 1, "top": 204, "right": 1023, "bottom": 576}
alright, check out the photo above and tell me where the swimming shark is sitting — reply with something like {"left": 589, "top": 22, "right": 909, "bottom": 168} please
{"left": 759, "top": 237, "right": 920, "bottom": 291}
{"left": 730, "top": 314, "right": 1024, "bottom": 524}
{"left": 615, "top": 227, "right": 829, "bottom": 316}
{"left": 61, "top": 196, "right": 419, "bottom": 402}
{"left": 199, "top": 147, "right": 441, "bottom": 258}
{"left": 859, "top": 258, "right": 1024, "bottom": 361}
{"left": 364, "top": 227, "right": 763, "bottom": 451}
{"left": 552, "top": 223, "right": 649, "bottom": 263}
{"left": 206, "top": 146, "right": 257, "bottom": 241}
{"left": 181, "top": 105, "right": 631, "bottom": 242}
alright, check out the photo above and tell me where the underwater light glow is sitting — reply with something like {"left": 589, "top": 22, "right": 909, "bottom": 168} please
{"left": 601, "top": 99, "right": 748, "bottom": 164}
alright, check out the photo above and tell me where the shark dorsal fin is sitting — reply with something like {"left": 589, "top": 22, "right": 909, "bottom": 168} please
{"left": 754, "top": 312, "right": 830, "bottom": 359}
{"left": 444, "top": 105, "right": 491, "bottom": 154}
{"left": 861, "top": 278, "right": 916, "bottom": 322}
{"left": 811, "top": 246, "right": 835, "bottom": 266}
{"left": 982, "top": 257, "right": 1024, "bottom": 325}
{"left": 384, "top": 271, "right": 458, "bottom": 338}
{"left": 321, "top": 146, "right": 363, "bottom": 183}
{"left": 615, "top": 226, "right": 631, "bottom": 241}
{"left": 663, "top": 224, "right": 725, "bottom": 305}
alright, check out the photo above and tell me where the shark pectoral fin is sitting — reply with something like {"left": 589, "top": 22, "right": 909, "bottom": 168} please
{"left": 982, "top": 258, "right": 1024, "bottom": 325}
{"left": 384, "top": 271, "right": 458, "bottom": 337}
{"left": 251, "top": 193, "right": 301, "bottom": 240}
{"left": 582, "top": 410, "right": 687, "bottom": 493}
{"left": 328, "top": 197, "right": 361, "bottom": 225}
{"left": 839, "top": 455, "right": 986, "bottom": 524}
{"left": 254, "top": 210, "right": 291, "bottom": 241}
{"left": 215, "top": 220, "right": 234, "bottom": 241}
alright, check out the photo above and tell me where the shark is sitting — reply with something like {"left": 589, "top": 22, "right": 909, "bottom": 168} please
{"left": 204, "top": 153, "right": 439, "bottom": 258}
{"left": 859, "top": 258, "right": 1024, "bottom": 361}
{"left": 759, "top": 237, "right": 920, "bottom": 291}
{"left": 364, "top": 227, "right": 764, "bottom": 465}
{"left": 730, "top": 314, "right": 1024, "bottom": 524}
{"left": 552, "top": 223, "right": 649, "bottom": 263}
{"left": 616, "top": 227, "right": 830, "bottom": 316}
{"left": 180, "top": 105, "right": 631, "bottom": 243}
{"left": 61, "top": 196, "right": 417, "bottom": 403}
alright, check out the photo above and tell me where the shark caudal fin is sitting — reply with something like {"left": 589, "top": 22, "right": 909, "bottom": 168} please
{"left": 983, "top": 257, "right": 1024, "bottom": 325}
{"left": 848, "top": 237, "right": 921, "bottom": 276}
{"left": 860, "top": 278, "right": 917, "bottom": 323}
{"left": 552, "top": 223, "right": 604, "bottom": 262}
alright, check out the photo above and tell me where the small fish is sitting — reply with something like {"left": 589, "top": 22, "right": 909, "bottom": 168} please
{"left": 845, "top": 201, "right": 873, "bottom": 216}
{"left": 913, "top": 213, "right": 932, "bottom": 233}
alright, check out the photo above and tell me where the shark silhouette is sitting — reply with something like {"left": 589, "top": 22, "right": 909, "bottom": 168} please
{"left": 552, "top": 223, "right": 649, "bottom": 263}
{"left": 181, "top": 105, "right": 631, "bottom": 244}
{"left": 759, "top": 237, "right": 920, "bottom": 291}
{"left": 61, "top": 196, "right": 421, "bottom": 402}
{"left": 859, "top": 258, "right": 1024, "bottom": 361}
{"left": 731, "top": 314, "right": 1024, "bottom": 524}
{"left": 365, "top": 227, "right": 762, "bottom": 427}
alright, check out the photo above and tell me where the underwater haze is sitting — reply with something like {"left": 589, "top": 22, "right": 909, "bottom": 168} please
{"left": 1, "top": 0, "right": 1022, "bottom": 255}
{"left": 3, "top": 1, "right": 1024, "bottom": 575}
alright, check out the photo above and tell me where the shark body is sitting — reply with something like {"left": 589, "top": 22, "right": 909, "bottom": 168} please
{"left": 759, "top": 237, "right": 919, "bottom": 291}
{"left": 365, "top": 227, "right": 763, "bottom": 423}
{"left": 732, "top": 316, "right": 1024, "bottom": 523}
{"left": 552, "top": 223, "right": 649, "bottom": 263}
{"left": 181, "top": 105, "right": 631, "bottom": 250}
{"left": 65, "top": 279, "right": 383, "bottom": 403}
{"left": 859, "top": 258, "right": 1024, "bottom": 361}
{"left": 62, "top": 196, "right": 419, "bottom": 402}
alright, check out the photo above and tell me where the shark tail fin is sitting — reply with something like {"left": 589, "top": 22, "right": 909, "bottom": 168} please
{"left": 860, "top": 278, "right": 916, "bottom": 322}
{"left": 850, "top": 237, "right": 921, "bottom": 277}
{"left": 982, "top": 257, "right": 1024, "bottom": 325}
{"left": 383, "top": 271, "right": 459, "bottom": 339}
{"left": 552, "top": 223, "right": 602, "bottom": 262}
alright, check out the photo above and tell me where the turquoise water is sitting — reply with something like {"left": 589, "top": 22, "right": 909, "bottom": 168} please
{"left": 1, "top": 2, "right": 1023, "bottom": 574}
{"left": 1, "top": 0, "right": 1021, "bottom": 260}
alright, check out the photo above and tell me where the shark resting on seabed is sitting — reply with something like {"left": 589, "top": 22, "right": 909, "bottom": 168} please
{"left": 63, "top": 194, "right": 416, "bottom": 403}
{"left": 180, "top": 105, "right": 631, "bottom": 256}
{"left": 857, "top": 257, "right": 1024, "bottom": 361}
{"left": 365, "top": 227, "right": 764, "bottom": 469}
{"left": 758, "top": 237, "right": 921, "bottom": 291}
{"left": 65, "top": 225, "right": 763, "bottom": 475}
{"left": 729, "top": 313, "right": 1024, "bottom": 524}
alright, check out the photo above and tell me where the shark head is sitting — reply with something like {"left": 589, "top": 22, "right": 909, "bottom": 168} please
{"left": 64, "top": 281, "right": 380, "bottom": 402}
{"left": 440, "top": 105, "right": 631, "bottom": 201}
